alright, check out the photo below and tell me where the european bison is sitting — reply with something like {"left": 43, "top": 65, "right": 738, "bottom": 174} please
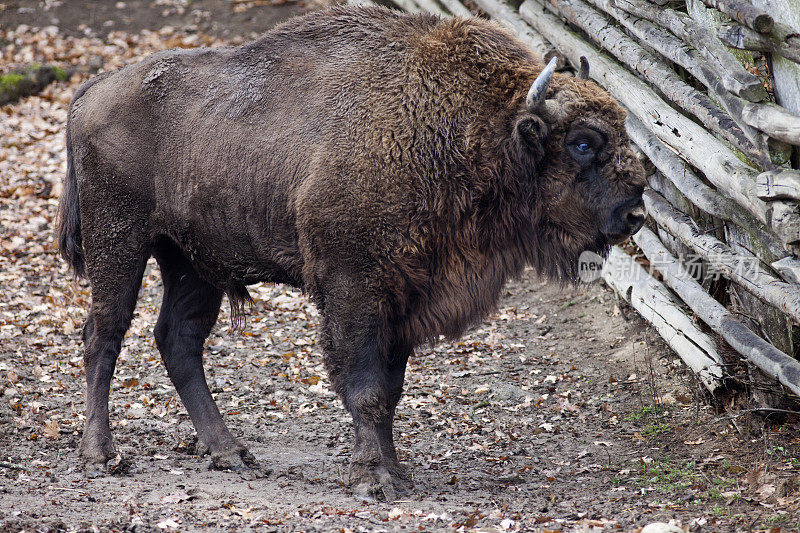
{"left": 57, "top": 6, "right": 645, "bottom": 499}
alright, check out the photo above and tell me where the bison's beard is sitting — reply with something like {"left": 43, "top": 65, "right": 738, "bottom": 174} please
{"left": 528, "top": 228, "right": 610, "bottom": 284}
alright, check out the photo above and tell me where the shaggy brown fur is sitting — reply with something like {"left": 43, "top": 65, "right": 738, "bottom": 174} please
{"left": 57, "top": 6, "right": 645, "bottom": 498}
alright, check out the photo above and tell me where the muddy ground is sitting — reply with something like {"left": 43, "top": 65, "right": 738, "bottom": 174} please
{"left": 1, "top": 1, "right": 800, "bottom": 531}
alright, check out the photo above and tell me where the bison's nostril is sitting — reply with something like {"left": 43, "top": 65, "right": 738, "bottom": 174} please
{"left": 626, "top": 205, "right": 646, "bottom": 233}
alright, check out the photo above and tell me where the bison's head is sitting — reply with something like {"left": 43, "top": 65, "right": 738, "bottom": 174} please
{"left": 511, "top": 57, "right": 646, "bottom": 281}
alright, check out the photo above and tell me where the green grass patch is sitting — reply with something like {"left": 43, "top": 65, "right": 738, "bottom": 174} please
{"left": 625, "top": 404, "right": 670, "bottom": 422}
{"left": 635, "top": 460, "right": 698, "bottom": 493}
{"left": 626, "top": 405, "right": 674, "bottom": 436}
{"left": 757, "top": 513, "right": 800, "bottom": 530}
{"left": 630, "top": 459, "right": 737, "bottom": 500}
{"left": 52, "top": 66, "right": 68, "bottom": 81}
{"left": 0, "top": 72, "right": 26, "bottom": 90}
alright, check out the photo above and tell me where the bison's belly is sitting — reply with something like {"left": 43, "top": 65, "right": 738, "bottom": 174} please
{"left": 160, "top": 210, "right": 304, "bottom": 290}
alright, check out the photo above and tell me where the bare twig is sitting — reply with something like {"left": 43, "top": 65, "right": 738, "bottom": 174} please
{"left": 714, "top": 407, "right": 800, "bottom": 422}
{"left": 0, "top": 460, "right": 29, "bottom": 471}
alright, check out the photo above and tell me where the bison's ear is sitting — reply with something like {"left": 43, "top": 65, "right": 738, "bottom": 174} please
{"left": 514, "top": 115, "right": 549, "bottom": 160}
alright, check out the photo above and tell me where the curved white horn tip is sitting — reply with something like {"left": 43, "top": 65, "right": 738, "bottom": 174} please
{"left": 526, "top": 56, "right": 559, "bottom": 111}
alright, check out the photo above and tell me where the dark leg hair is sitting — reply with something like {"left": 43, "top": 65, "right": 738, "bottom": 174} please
{"left": 153, "top": 239, "right": 255, "bottom": 470}
{"left": 79, "top": 254, "right": 147, "bottom": 475}
{"left": 319, "top": 275, "right": 412, "bottom": 500}
{"left": 347, "top": 341, "right": 412, "bottom": 499}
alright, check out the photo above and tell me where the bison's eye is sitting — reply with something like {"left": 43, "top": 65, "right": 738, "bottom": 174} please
{"left": 565, "top": 126, "right": 605, "bottom": 168}
{"left": 567, "top": 138, "right": 597, "bottom": 166}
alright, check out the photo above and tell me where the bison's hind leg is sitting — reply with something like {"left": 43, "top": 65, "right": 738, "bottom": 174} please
{"left": 152, "top": 239, "right": 257, "bottom": 471}
{"left": 79, "top": 246, "right": 149, "bottom": 476}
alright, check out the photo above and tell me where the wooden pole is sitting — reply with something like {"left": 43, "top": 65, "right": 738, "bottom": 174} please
{"left": 750, "top": 0, "right": 800, "bottom": 173}
{"left": 718, "top": 21, "right": 800, "bottom": 65}
{"left": 0, "top": 65, "right": 69, "bottom": 106}
{"left": 390, "top": 0, "right": 424, "bottom": 12}
{"left": 757, "top": 170, "right": 800, "bottom": 201}
{"left": 698, "top": 0, "right": 773, "bottom": 34}
{"left": 773, "top": 257, "right": 800, "bottom": 284}
{"left": 739, "top": 102, "right": 800, "bottom": 147}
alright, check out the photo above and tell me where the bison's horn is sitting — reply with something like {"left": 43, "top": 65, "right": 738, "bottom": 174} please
{"left": 577, "top": 56, "right": 590, "bottom": 80}
{"left": 526, "top": 56, "right": 558, "bottom": 114}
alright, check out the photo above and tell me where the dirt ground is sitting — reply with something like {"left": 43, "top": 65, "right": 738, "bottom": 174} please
{"left": 1, "top": 1, "right": 800, "bottom": 531}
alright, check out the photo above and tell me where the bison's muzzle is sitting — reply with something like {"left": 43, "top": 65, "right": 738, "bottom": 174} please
{"left": 602, "top": 196, "right": 646, "bottom": 244}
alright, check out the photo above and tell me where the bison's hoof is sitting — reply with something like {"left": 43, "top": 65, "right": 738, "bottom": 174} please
{"left": 210, "top": 446, "right": 259, "bottom": 472}
{"left": 83, "top": 460, "right": 107, "bottom": 478}
{"left": 79, "top": 437, "right": 117, "bottom": 478}
{"left": 349, "top": 462, "right": 412, "bottom": 502}
{"left": 81, "top": 452, "right": 131, "bottom": 478}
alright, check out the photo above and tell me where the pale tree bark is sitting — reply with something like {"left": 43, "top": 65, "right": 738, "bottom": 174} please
{"left": 601, "top": 246, "right": 724, "bottom": 393}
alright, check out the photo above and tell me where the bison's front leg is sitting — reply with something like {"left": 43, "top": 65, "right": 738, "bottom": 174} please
{"left": 345, "top": 343, "right": 412, "bottom": 500}
{"left": 320, "top": 288, "right": 412, "bottom": 500}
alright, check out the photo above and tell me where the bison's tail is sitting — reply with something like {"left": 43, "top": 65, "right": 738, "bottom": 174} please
{"left": 57, "top": 76, "right": 107, "bottom": 277}
{"left": 57, "top": 120, "right": 86, "bottom": 277}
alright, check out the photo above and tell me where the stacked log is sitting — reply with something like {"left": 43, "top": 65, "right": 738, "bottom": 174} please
{"left": 384, "top": 0, "right": 800, "bottom": 407}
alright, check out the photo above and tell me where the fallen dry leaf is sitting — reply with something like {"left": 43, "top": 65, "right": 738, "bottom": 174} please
{"left": 42, "top": 419, "right": 59, "bottom": 439}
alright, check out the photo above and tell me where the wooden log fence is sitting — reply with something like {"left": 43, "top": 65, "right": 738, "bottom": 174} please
{"left": 612, "top": 0, "right": 765, "bottom": 100}
{"left": 388, "top": 0, "right": 800, "bottom": 403}
{"left": 643, "top": 189, "right": 800, "bottom": 324}
{"left": 625, "top": 115, "right": 788, "bottom": 260}
{"left": 542, "top": 0, "right": 766, "bottom": 165}
{"left": 633, "top": 228, "right": 800, "bottom": 397}
{"left": 584, "top": 0, "right": 795, "bottom": 154}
